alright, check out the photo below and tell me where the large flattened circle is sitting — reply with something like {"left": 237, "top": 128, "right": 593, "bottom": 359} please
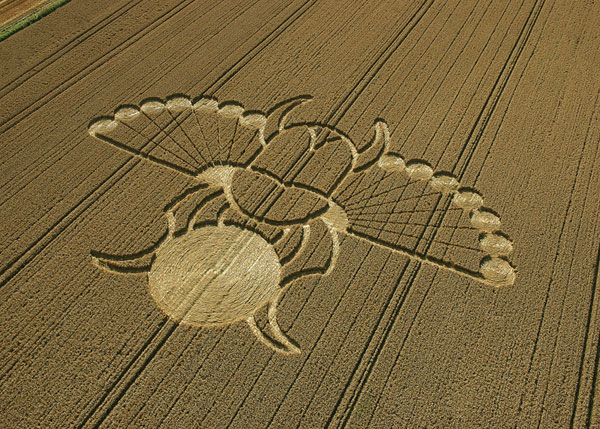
{"left": 148, "top": 225, "right": 281, "bottom": 326}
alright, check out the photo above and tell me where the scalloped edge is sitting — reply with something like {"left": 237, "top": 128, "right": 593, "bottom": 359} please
{"left": 378, "top": 153, "right": 515, "bottom": 286}
{"left": 87, "top": 95, "right": 270, "bottom": 137}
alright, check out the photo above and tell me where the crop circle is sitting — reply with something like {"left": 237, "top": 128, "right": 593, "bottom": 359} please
{"left": 148, "top": 225, "right": 281, "bottom": 326}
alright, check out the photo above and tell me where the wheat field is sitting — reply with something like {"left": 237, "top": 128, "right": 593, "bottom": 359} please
{"left": 0, "top": 0, "right": 599, "bottom": 427}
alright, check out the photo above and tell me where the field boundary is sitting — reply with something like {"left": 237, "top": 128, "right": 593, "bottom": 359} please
{"left": 0, "top": 0, "right": 72, "bottom": 42}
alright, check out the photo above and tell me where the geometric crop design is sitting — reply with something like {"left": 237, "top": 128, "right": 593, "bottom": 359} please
{"left": 88, "top": 95, "right": 516, "bottom": 355}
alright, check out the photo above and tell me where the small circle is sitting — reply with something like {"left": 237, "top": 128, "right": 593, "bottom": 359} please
{"left": 240, "top": 113, "right": 267, "bottom": 129}
{"left": 193, "top": 98, "right": 218, "bottom": 111}
{"left": 141, "top": 100, "right": 165, "bottom": 115}
{"left": 114, "top": 106, "right": 140, "bottom": 122}
{"left": 480, "top": 257, "right": 515, "bottom": 285}
{"left": 166, "top": 97, "right": 192, "bottom": 112}
{"left": 378, "top": 154, "right": 406, "bottom": 173}
{"left": 471, "top": 210, "right": 501, "bottom": 232}
{"left": 219, "top": 103, "right": 245, "bottom": 118}
{"left": 89, "top": 118, "right": 117, "bottom": 135}
{"left": 480, "top": 234, "right": 513, "bottom": 256}
{"left": 406, "top": 161, "right": 434, "bottom": 181}
{"left": 430, "top": 173, "right": 459, "bottom": 193}
{"left": 148, "top": 225, "right": 281, "bottom": 326}
{"left": 453, "top": 190, "right": 483, "bottom": 211}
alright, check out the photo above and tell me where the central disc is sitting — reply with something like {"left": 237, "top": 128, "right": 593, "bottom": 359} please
{"left": 148, "top": 225, "right": 281, "bottom": 326}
